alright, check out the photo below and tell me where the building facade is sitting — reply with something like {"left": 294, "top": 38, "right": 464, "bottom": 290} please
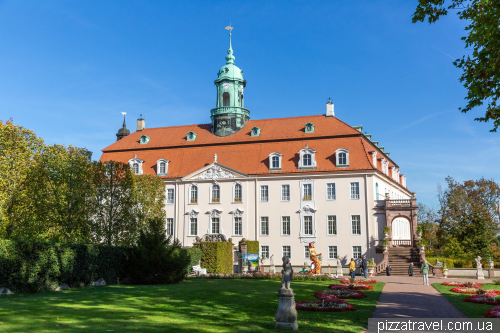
{"left": 100, "top": 34, "right": 415, "bottom": 268}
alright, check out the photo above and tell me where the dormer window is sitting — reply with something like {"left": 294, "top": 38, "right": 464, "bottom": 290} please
{"left": 156, "top": 159, "right": 169, "bottom": 176}
{"left": 251, "top": 127, "right": 261, "bottom": 137}
{"left": 187, "top": 131, "right": 197, "bottom": 141}
{"left": 298, "top": 146, "right": 317, "bottom": 169}
{"left": 128, "top": 155, "right": 144, "bottom": 175}
{"left": 268, "top": 152, "right": 283, "bottom": 171}
{"left": 140, "top": 135, "right": 150, "bottom": 144}
{"left": 370, "top": 151, "right": 378, "bottom": 167}
{"left": 305, "top": 123, "right": 315, "bottom": 133}
{"left": 335, "top": 148, "right": 349, "bottom": 167}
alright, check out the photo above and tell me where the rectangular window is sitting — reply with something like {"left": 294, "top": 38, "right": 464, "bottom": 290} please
{"left": 351, "top": 215, "right": 361, "bottom": 235}
{"left": 350, "top": 182, "right": 360, "bottom": 200}
{"left": 234, "top": 184, "right": 242, "bottom": 202}
{"left": 282, "top": 245, "right": 291, "bottom": 259}
{"left": 234, "top": 217, "right": 242, "bottom": 236}
{"left": 353, "top": 246, "right": 362, "bottom": 259}
{"left": 304, "top": 216, "right": 313, "bottom": 236}
{"left": 327, "top": 215, "right": 337, "bottom": 235}
{"left": 304, "top": 245, "right": 310, "bottom": 259}
{"left": 211, "top": 217, "right": 220, "bottom": 234}
{"left": 303, "top": 184, "right": 312, "bottom": 201}
{"left": 282, "top": 216, "right": 291, "bottom": 236}
{"left": 166, "top": 218, "right": 174, "bottom": 236}
{"left": 260, "top": 185, "right": 269, "bottom": 202}
{"left": 261, "top": 245, "right": 269, "bottom": 259}
{"left": 190, "top": 186, "right": 198, "bottom": 204}
{"left": 167, "top": 189, "right": 175, "bottom": 204}
{"left": 327, "top": 183, "right": 336, "bottom": 200}
{"left": 260, "top": 216, "right": 269, "bottom": 236}
{"left": 190, "top": 218, "right": 197, "bottom": 236}
{"left": 281, "top": 184, "right": 290, "bottom": 202}
{"left": 211, "top": 185, "right": 220, "bottom": 203}
{"left": 328, "top": 245, "right": 338, "bottom": 259}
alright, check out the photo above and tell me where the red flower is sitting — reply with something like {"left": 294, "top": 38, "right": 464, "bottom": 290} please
{"left": 484, "top": 306, "right": 500, "bottom": 318}
{"left": 296, "top": 299, "right": 356, "bottom": 312}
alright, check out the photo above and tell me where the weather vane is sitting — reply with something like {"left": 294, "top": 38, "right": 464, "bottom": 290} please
{"left": 121, "top": 112, "right": 126, "bottom": 116}
{"left": 225, "top": 24, "right": 233, "bottom": 36}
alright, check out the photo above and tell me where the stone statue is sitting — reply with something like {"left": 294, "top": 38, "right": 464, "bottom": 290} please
{"left": 306, "top": 242, "right": 322, "bottom": 275}
{"left": 270, "top": 254, "right": 276, "bottom": 274}
{"left": 476, "top": 256, "right": 485, "bottom": 280}
{"left": 270, "top": 254, "right": 274, "bottom": 266}
{"left": 280, "top": 257, "right": 293, "bottom": 290}
{"left": 435, "top": 259, "right": 443, "bottom": 267}
{"left": 475, "top": 256, "right": 482, "bottom": 268}
{"left": 336, "top": 257, "right": 343, "bottom": 277}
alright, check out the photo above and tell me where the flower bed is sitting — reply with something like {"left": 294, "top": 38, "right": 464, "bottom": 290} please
{"left": 296, "top": 299, "right": 356, "bottom": 312}
{"left": 314, "top": 289, "right": 366, "bottom": 300}
{"left": 340, "top": 279, "right": 377, "bottom": 285}
{"left": 328, "top": 283, "right": 374, "bottom": 291}
{"left": 464, "top": 294, "right": 499, "bottom": 305}
{"left": 450, "top": 287, "right": 500, "bottom": 295}
{"left": 484, "top": 306, "right": 500, "bottom": 318}
{"left": 442, "top": 281, "right": 483, "bottom": 288}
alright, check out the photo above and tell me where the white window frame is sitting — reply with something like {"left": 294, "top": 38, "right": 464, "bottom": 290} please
{"left": 260, "top": 216, "right": 270, "bottom": 236}
{"left": 328, "top": 245, "right": 338, "bottom": 260}
{"left": 301, "top": 180, "right": 314, "bottom": 202}
{"left": 303, "top": 215, "right": 313, "bottom": 236}
{"left": 302, "top": 183, "right": 313, "bottom": 201}
{"left": 189, "top": 217, "right": 198, "bottom": 236}
{"left": 298, "top": 147, "right": 317, "bottom": 169}
{"left": 210, "top": 182, "right": 221, "bottom": 203}
{"left": 260, "top": 245, "right": 270, "bottom": 259}
{"left": 208, "top": 209, "right": 223, "bottom": 235}
{"left": 128, "top": 155, "right": 144, "bottom": 175}
{"left": 304, "top": 245, "right": 310, "bottom": 259}
{"left": 166, "top": 188, "right": 175, "bottom": 205}
{"left": 335, "top": 148, "right": 349, "bottom": 167}
{"left": 232, "top": 181, "right": 243, "bottom": 203}
{"left": 326, "top": 183, "right": 336, "bottom": 201}
{"left": 327, "top": 215, "right": 337, "bottom": 236}
{"left": 156, "top": 158, "right": 170, "bottom": 176}
{"left": 232, "top": 214, "right": 243, "bottom": 236}
{"left": 352, "top": 245, "right": 363, "bottom": 260}
{"left": 281, "top": 215, "right": 291, "bottom": 236}
{"left": 268, "top": 152, "right": 283, "bottom": 170}
{"left": 351, "top": 214, "right": 362, "bottom": 236}
{"left": 166, "top": 217, "right": 174, "bottom": 236}
{"left": 189, "top": 183, "right": 198, "bottom": 204}
{"left": 260, "top": 185, "right": 269, "bottom": 202}
{"left": 211, "top": 217, "right": 220, "bottom": 234}
{"left": 281, "top": 184, "right": 291, "bottom": 202}
{"left": 350, "top": 182, "right": 360, "bottom": 200}
{"left": 282, "top": 245, "right": 292, "bottom": 260}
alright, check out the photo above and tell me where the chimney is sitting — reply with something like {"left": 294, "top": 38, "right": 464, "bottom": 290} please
{"left": 326, "top": 98, "right": 334, "bottom": 117}
{"left": 137, "top": 114, "right": 145, "bottom": 132}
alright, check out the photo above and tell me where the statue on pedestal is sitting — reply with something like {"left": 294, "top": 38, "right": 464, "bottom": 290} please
{"left": 336, "top": 257, "right": 343, "bottom": 277}
{"left": 307, "top": 242, "right": 322, "bottom": 275}
{"left": 275, "top": 257, "right": 298, "bottom": 331}
{"left": 270, "top": 254, "right": 276, "bottom": 274}
{"left": 476, "top": 256, "right": 485, "bottom": 280}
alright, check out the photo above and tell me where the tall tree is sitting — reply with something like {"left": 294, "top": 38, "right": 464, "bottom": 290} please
{"left": 0, "top": 119, "right": 45, "bottom": 239}
{"left": 417, "top": 203, "right": 441, "bottom": 253}
{"left": 133, "top": 174, "right": 166, "bottom": 228}
{"left": 438, "top": 176, "right": 500, "bottom": 258}
{"left": 413, "top": 1, "right": 500, "bottom": 132}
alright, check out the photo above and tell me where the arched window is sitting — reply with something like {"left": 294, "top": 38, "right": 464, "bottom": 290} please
{"left": 376, "top": 183, "right": 379, "bottom": 200}
{"left": 335, "top": 148, "right": 350, "bottom": 167}
{"left": 234, "top": 183, "right": 242, "bottom": 202}
{"left": 133, "top": 163, "right": 139, "bottom": 174}
{"left": 212, "top": 184, "right": 220, "bottom": 203}
{"left": 223, "top": 92, "right": 230, "bottom": 106}
{"left": 159, "top": 162, "right": 166, "bottom": 174}
{"left": 190, "top": 185, "right": 198, "bottom": 204}
{"left": 303, "top": 154, "right": 312, "bottom": 166}
{"left": 338, "top": 152, "right": 347, "bottom": 165}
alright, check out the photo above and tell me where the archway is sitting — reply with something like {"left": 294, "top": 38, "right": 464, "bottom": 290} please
{"left": 392, "top": 217, "right": 411, "bottom": 246}
{"left": 223, "top": 92, "right": 230, "bottom": 106}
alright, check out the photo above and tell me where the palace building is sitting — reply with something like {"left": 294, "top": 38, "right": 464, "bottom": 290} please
{"left": 100, "top": 33, "right": 417, "bottom": 270}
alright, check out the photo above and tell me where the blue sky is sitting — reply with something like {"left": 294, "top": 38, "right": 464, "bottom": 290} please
{"left": 0, "top": 0, "right": 498, "bottom": 208}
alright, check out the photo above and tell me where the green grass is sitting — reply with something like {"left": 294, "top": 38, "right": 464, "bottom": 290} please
{"left": 0, "top": 279, "right": 385, "bottom": 332}
{"left": 433, "top": 283, "right": 500, "bottom": 318}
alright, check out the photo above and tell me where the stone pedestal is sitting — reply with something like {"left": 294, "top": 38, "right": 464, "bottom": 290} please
{"left": 434, "top": 267, "right": 443, "bottom": 278}
{"left": 488, "top": 269, "right": 495, "bottom": 278}
{"left": 270, "top": 265, "right": 276, "bottom": 274}
{"left": 477, "top": 267, "right": 485, "bottom": 280}
{"left": 336, "top": 265, "right": 343, "bottom": 277}
{"left": 275, "top": 289, "right": 298, "bottom": 331}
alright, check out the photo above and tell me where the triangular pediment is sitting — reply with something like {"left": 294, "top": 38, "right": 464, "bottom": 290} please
{"left": 182, "top": 163, "right": 248, "bottom": 181}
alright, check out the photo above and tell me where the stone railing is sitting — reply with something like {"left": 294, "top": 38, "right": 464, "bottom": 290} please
{"left": 210, "top": 106, "right": 250, "bottom": 115}
{"left": 386, "top": 199, "right": 413, "bottom": 208}
{"left": 375, "top": 250, "right": 389, "bottom": 275}
{"left": 393, "top": 240, "right": 412, "bottom": 246}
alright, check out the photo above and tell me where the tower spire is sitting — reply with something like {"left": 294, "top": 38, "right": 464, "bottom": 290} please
{"left": 116, "top": 112, "right": 130, "bottom": 141}
{"left": 225, "top": 25, "right": 235, "bottom": 65}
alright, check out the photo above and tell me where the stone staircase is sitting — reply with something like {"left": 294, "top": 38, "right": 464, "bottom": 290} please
{"left": 388, "top": 247, "right": 422, "bottom": 276}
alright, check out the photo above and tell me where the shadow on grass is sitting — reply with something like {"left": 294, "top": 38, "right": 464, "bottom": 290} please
{"left": 0, "top": 279, "right": 385, "bottom": 333}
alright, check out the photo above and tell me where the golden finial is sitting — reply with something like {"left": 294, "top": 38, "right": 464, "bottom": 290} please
{"left": 225, "top": 24, "right": 233, "bottom": 36}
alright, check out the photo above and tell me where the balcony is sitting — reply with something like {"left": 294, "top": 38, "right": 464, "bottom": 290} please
{"left": 234, "top": 197, "right": 242, "bottom": 202}
{"left": 303, "top": 195, "right": 312, "bottom": 201}
{"left": 210, "top": 106, "right": 250, "bottom": 116}
{"left": 386, "top": 199, "right": 413, "bottom": 208}
{"left": 211, "top": 198, "right": 220, "bottom": 203}
{"left": 190, "top": 198, "right": 198, "bottom": 204}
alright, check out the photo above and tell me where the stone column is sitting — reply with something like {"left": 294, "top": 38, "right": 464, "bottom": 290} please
{"left": 240, "top": 239, "right": 248, "bottom": 274}
{"left": 275, "top": 288, "right": 298, "bottom": 331}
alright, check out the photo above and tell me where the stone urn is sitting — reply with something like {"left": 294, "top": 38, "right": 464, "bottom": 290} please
{"left": 384, "top": 233, "right": 389, "bottom": 238}
{"left": 488, "top": 260, "right": 494, "bottom": 269}
{"left": 420, "top": 245, "right": 425, "bottom": 251}
{"left": 367, "top": 267, "right": 375, "bottom": 277}
{"left": 443, "top": 268, "right": 449, "bottom": 278}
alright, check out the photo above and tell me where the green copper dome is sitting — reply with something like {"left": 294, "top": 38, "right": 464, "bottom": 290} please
{"left": 215, "top": 36, "right": 244, "bottom": 82}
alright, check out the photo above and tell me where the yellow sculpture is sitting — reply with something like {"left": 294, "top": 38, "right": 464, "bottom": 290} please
{"left": 307, "top": 242, "right": 322, "bottom": 275}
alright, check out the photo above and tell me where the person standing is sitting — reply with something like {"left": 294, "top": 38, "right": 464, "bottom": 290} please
{"left": 349, "top": 258, "right": 356, "bottom": 278}
{"left": 420, "top": 260, "right": 430, "bottom": 285}
{"left": 386, "top": 264, "right": 392, "bottom": 276}
{"left": 361, "top": 256, "right": 368, "bottom": 279}
{"left": 408, "top": 263, "right": 414, "bottom": 277}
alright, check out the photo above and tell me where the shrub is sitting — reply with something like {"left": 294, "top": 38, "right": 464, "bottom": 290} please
{"left": 493, "top": 278, "right": 500, "bottom": 286}
{"left": 184, "top": 247, "right": 202, "bottom": 274}
{"left": 239, "top": 240, "right": 259, "bottom": 254}
{"left": 130, "top": 218, "right": 190, "bottom": 284}
{"left": 200, "top": 242, "right": 233, "bottom": 274}
{"left": 0, "top": 239, "right": 131, "bottom": 293}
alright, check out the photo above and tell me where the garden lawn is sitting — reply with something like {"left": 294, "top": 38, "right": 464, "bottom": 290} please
{"left": 433, "top": 283, "right": 500, "bottom": 318}
{"left": 0, "top": 279, "right": 384, "bottom": 333}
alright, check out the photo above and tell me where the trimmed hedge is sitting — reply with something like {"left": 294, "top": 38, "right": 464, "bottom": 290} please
{"left": 185, "top": 247, "right": 202, "bottom": 273}
{"left": 200, "top": 242, "right": 233, "bottom": 274}
{"left": 239, "top": 240, "right": 259, "bottom": 254}
{"left": 0, "top": 239, "right": 131, "bottom": 293}
{"left": 426, "top": 257, "right": 500, "bottom": 269}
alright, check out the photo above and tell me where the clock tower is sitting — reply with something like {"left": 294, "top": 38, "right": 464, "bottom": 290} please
{"left": 211, "top": 31, "right": 249, "bottom": 136}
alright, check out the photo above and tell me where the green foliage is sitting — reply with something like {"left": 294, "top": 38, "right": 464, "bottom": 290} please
{"left": 184, "top": 247, "right": 202, "bottom": 274}
{"left": 200, "top": 242, "right": 233, "bottom": 274}
{"left": 130, "top": 218, "right": 189, "bottom": 284}
{"left": 132, "top": 174, "right": 166, "bottom": 225}
{"left": 0, "top": 239, "right": 130, "bottom": 293}
{"left": 413, "top": 0, "right": 500, "bottom": 132}
{"left": 239, "top": 240, "right": 259, "bottom": 254}
{"left": 382, "top": 226, "right": 390, "bottom": 234}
